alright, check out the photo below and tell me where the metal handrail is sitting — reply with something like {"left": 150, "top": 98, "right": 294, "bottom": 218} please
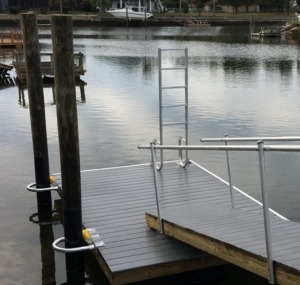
{"left": 224, "top": 135, "right": 234, "bottom": 208}
{"left": 150, "top": 142, "right": 163, "bottom": 233}
{"left": 139, "top": 144, "right": 300, "bottom": 152}
{"left": 138, "top": 140, "right": 300, "bottom": 285}
{"left": 200, "top": 136, "right": 300, "bottom": 142}
{"left": 200, "top": 136, "right": 300, "bottom": 209}
{"left": 258, "top": 141, "right": 274, "bottom": 284}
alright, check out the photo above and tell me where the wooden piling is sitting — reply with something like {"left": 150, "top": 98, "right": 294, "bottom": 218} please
{"left": 20, "top": 14, "right": 52, "bottom": 217}
{"left": 51, "top": 15, "right": 84, "bottom": 284}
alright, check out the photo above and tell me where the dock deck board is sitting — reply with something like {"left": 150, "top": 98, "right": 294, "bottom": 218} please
{"left": 145, "top": 161, "right": 300, "bottom": 285}
{"left": 54, "top": 162, "right": 225, "bottom": 285}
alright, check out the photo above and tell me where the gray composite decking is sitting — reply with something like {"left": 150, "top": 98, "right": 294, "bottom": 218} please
{"left": 55, "top": 160, "right": 300, "bottom": 285}
{"left": 54, "top": 161, "right": 225, "bottom": 285}
{"left": 145, "top": 160, "right": 300, "bottom": 285}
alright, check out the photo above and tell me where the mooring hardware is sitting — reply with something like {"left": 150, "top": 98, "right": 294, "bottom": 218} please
{"left": 53, "top": 228, "right": 105, "bottom": 254}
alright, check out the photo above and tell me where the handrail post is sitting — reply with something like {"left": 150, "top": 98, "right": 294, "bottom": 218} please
{"left": 178, "top": 137, "right": 189, "bottom": 167}
{"left": 225, "top": 134, "right": 235, "bottom": 208}
{"left": 151, "top": 139, "right": 163, "bottom": 170}
{"left": 257, "top": 140, "right": 275, "bottom": 284}
{"left": 150, "top": 142, "right": 163, "bottom": 234}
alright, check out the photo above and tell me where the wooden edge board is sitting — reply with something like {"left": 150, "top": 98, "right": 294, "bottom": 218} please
{"left": 145, "top": 212, "right": 300, "bottom": 285}
{"left": 111, "top": 254, "right": 225, "bottom": 285}
{"left": 91, "top": 249, "right": 114, "bottom": 284}
{"left": 90, "top": 229, "right": 225, "bottom": 285}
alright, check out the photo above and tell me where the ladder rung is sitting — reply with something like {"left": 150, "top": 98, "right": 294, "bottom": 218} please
{"left": 162, "top": 104, "right": 186, "bottom": 108}
{"left": 163, "top": 122, "right": 186, "bottom": 126}
{"left": 162, "top": 67, "right": 186, "bottom": 71}
{"left": 160, "top": 48, "right": 186, "bottom": 51}
{"left": 162, "top": 85, "right": 186, "bottom": 90}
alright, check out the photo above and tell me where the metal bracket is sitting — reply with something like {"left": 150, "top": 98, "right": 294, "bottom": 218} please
{"left": 53, "top": 228, "right": 105, "bottom": 254}
{"left": 27, "top": 182, "right": 60, "bottom": 193}
{"left": 53, "top": 237, "right": 96, "bottom": 253}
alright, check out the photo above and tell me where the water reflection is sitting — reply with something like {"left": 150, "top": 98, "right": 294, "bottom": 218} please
{"left": 1, "top": 24, "right": 300, "bottom": 285}
{"left": 29, "top": 201, "right": 62, "bottom": 285}
{"left": 222, "top": 57, "right": 258, "bottom": 74}
{"left": 16, "top": 79, "right": 87, "bottom": 107}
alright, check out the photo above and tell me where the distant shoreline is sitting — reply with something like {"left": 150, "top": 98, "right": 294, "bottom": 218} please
{"left": 0, "top": 12, "right": 297, "bottom": 27}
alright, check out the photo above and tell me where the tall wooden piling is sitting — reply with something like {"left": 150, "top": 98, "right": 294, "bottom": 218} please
{"left": 20, "top": 14, "right": 52, "bottom": 217}
{"left": 51, "top": 15, "right": 84, "bottom": 284}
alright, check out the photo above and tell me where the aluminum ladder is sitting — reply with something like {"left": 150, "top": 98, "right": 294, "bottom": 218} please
{"left": 156, "top": 48, "right": 189, "bottom": 170}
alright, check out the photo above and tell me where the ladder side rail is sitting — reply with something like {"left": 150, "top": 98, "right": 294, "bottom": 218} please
{"left": 184, "top": 48, "right": 189, "bottom": 166}
{"left": 157, "top": 48, "right": 163, "bottom": 170}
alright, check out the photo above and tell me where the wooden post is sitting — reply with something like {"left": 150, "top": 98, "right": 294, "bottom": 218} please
{"left": 51, "top": 15, "right": 84, "bottom": 285}
{"left": 20, "top": 14, "right": 52, "bottom": 217}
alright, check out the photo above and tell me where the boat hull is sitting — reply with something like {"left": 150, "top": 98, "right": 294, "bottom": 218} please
{"left": 108, "top": 8, "right": 153, "bottom": 20}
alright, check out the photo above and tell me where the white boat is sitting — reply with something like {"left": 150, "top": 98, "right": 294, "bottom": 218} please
{"left": 250, "top": 26, "right": 281, "bottom": 38}
{"left": 107, "top": 6, "right": 153, "bottom": 20}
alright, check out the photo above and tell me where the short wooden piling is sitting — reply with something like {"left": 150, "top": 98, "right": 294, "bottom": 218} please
{"left": 20, "top": 13, "right": 52, "bottom": 217}
{"left": 51, "top": 15, "right": 84, "bottom": 285}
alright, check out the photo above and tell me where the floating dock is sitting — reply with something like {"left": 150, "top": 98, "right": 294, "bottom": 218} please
{"left": 54, "top": 158, "right": 300, "bottom": 285}
{"left": 54, "top": 162, "right": 225, "bottom": 285}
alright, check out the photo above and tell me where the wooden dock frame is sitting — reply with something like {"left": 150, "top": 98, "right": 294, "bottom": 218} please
{"left": 0, "top": 31, "right": 23, "bottom": 49}
{"left": 13, "top": 51, "right": 86, "bottom": 83}
{"left": 146, "top": 213, "right": 300, "bottom": 285}
{"left": 16, "top": 77, "right": 86, "bottom": 107}
{"left": 13, "top": 50, "right": 86, "bottom": 105}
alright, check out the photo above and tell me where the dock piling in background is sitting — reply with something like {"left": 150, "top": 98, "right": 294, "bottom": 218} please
{"left": 51, "top": 15, "right": 84, "bottom": 285}
{"left": 20, "top": 13, "right": 52, "bottom": 218}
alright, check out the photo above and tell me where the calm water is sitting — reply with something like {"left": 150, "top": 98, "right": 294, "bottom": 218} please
{"left": 1, "top": 24, "right": 300, "bottom": 284}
